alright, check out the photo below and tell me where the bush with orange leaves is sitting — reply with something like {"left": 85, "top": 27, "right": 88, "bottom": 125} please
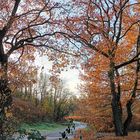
{"left": 12, "top": 97, "right": 46, "bottom": 123}
{"left": 73, "top": 129, "right": 95, "bottom": 140}
{"left": 73, "top": 130, "right": 140, "bottom": 140}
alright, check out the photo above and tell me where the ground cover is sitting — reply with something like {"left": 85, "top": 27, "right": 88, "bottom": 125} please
{"left": 20, "top": 122, "right": 66, "bottom": 133}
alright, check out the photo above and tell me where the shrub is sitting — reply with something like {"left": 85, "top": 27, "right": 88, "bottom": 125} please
{"left": 16, "top": 129, "right": 46, "bottom": 140}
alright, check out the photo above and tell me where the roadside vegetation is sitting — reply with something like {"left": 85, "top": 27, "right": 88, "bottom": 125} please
{"left": 20, "top": 122, "right": 66, "bottom": 133}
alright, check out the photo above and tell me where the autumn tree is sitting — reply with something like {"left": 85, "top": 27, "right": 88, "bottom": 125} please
{"left": 15, "top": 69, "right": 76, "bottom": 121}
{"left": 10, "top": 54, "right": 37, "bottom": 94}
{"left": 78, "top": 55, "right": 113, "bottom": 132}
{"left": 0, "top": 0, "right": 66, "bottom": 138}
{"left": 63, "top": 0, "right": 140, "bottom": 136}
{"left": 46, "top": 75, "right": 72, "bottom": 121}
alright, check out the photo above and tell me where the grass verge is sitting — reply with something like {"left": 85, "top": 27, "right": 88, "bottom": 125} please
{"left": 20, "top": 122, "right": 66, "bottom": 133}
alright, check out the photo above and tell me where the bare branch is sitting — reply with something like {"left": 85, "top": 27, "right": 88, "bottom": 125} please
{"left": 3, "top": 0, "right": 21, "bottom": 34}
{"left": 119, "top": 20, "right": 140, "bottom": 40}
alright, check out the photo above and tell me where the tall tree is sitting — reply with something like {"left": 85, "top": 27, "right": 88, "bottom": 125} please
{"left": 63, "top": 0, "right": 140, "bottom": 136}
{"left": 38, "top": 74, "right": 74, "bottom": 121}
{"left": 0, "top": 0, "right": 63, "bottom": 138}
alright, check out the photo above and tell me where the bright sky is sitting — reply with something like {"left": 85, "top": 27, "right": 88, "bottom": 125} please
{"left": 35, "top": 55, "right": 81, "bottom": 96}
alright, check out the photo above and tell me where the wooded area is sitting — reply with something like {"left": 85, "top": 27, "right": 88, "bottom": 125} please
{"left": 0, "top": 0, "right": 140, "bottom": 139}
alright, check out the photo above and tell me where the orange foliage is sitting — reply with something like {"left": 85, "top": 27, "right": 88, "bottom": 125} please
{"left": 68, "top": 0, "right": 140, "bottom": 134}
{"left": 64, "top": 116, "right": 83, "bottom": 120}
{"left": 73, "top": 129, "right": 95, "bottom": 140}
{"left": 12, "top": 97, "right": 45, "bottom": 123}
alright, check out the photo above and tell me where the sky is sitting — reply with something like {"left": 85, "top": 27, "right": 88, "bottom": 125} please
{"left": 35, "top": 55, "right": 81, "bottom": 96}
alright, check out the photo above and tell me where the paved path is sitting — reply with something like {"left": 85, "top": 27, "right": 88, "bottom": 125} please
{"left": 13, "top": 121, "right": 87, "bottom": 140}
{"left": 45, "top": 121, "right": 87, "bottom": 140}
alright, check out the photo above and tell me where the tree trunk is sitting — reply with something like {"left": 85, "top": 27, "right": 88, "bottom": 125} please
{"left": 123, "top": 32, "right": 140, "bottom": 136}
{"left": 0, "top": 54, "right": 12, "bottom": 139}
{"left": 109, "top": 59, "right": 123, "bottom": 136}
{"left": 0, "top": 109, "right": 5, "bottom": 139}
{"left": 112, "top": 99, "right": 123, "bottom": 136}
{"left": 123, "top": 99, "right": 133, "bottom": 136}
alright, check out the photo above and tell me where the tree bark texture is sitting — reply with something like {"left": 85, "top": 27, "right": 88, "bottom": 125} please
{"left": 123, "top": 99, "right": 133, "bottom": 136}
{"left": 109, "top": 59, "right": 123, "bottom": 136}
{"left": 0, "top": 54, "right": 12, "bottom": 139}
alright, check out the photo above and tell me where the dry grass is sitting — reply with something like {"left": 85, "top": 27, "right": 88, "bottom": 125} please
{"left": 73, "top": 129, "right": 140, "bottom": 140}
{"left": 98, "top": 132, "right": 140, "bottom": 140}
{"left": 73, "top": 129, "right": 95, "bottom": 140}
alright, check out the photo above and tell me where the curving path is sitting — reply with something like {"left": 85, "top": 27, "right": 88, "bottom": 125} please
{"left": 13, "top": 121, "right": 87, "bottom": 140}
{"left": 44, "top": 121, "right": 87, "bottom": 140}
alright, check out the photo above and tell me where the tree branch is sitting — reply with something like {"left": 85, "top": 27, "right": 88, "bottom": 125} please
{"left": 3, "top": 0, "right": 21, "bottom": 34}
{"left": 115, "top": 34, "right": 140, "bottom": 69}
